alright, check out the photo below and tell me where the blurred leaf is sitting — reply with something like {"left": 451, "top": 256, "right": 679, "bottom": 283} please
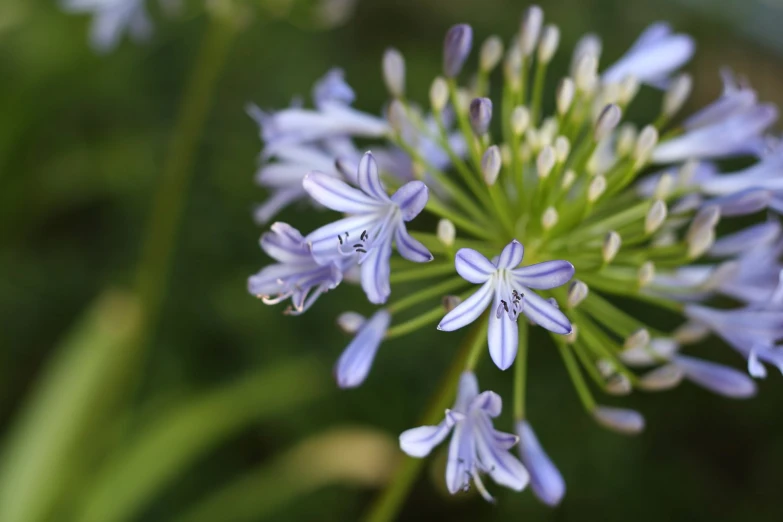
{"left": 0, "top": 290, "right": 141, "bottom": 522}
{"left": 173, "top": 427, "right": 399, "bottom": 522}
{"left": 74, "top": 356, "right": 329, "bottom": 522}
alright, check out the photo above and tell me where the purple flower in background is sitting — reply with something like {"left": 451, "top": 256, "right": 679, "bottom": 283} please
{"left": 62, "top": 0, "right": 152, "bottom": 52}
{"left": 653, "top": 71, "right": 778, "bottom": 163}
{"left": 334, "top": 309, "right": 390, "bottom": 388}
{"left": 516, "top": 421, "right": 565, "bottom": 506}
{"left": 399, "top": 372, "right": 529, "bottom": 501}
{"left": 247, "top": 222, "right": 347, "bottom": 315}
{"left": 602, "top": 22, "right": 694, "bottom": 86}
{"left": 438, "top": 240, "right": 574, "bottom": 369}
{"left": 304, "top": 151, "right": 433, "bottom": 304}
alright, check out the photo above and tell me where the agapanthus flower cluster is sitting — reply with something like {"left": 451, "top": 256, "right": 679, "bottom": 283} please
{"left": 248, "top": 5, "right": 783, "bottom": 505}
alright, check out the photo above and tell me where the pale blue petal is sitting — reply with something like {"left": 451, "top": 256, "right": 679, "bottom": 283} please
{"left": 438, "top": 280, "right": 494, "bottom": 331}
{"left": 391, "top": 181, "right": 429, "bottom": 221}
{"left": 709, "top": 221, "right": 781, "bottom": 257}
{"left": 471, "top": 391, "right": 502, "bottom": 418}
{"left": 446, "top": 422, "right": 474, "bottom": 494}
{"left": 474, "top": 418, "right": 529, "bottom": 491}
{"left": 488, "top": 293, "right": 519, "bottom": 370}
{"left": 453, "top": 371, "right": 480, "bottom": 412}
{"left": 674, "top": 354, "right": 757, "bottom": 398}
{"left": 399, "top": 420, "right": 452, "bottom": 457}
{"left": 512, "top": 261, "right": 575, "bottom": 289}
{"left": 334, "top": 309, "right": 390, "bottom": 388}
{"left": 496, "top": 240, "right": 524, "bottom": 269}
{"left": 708, "top": 189, "right": 772, "bottom": 217}
{"left": 253, "top": 188, "right": 304, "bottom": 225}
{"left": 517, "top": 421, "right": 565, "bottom": 506}
{"left": 357, "top": 151, "right": 390, "bottom": 201}
{"left": 603, "top": 23, "right": 693, "bottom": 85}
{"left": 302, "top": 171, "right": 383, "bottom": 213}
{"left": 455, "top": 248, "right": 495, "bottom": 284}
{"left": 361, "top": 239, "right": 393, "bottom": 304}
{"left": 395, "top": 225, "right": 434, "bottom": 263}
{"left": 260, "top": 222, "right": 309, "bottom": 262}
{"left": 521, "top": 290, "right": 572, "bottom": 334}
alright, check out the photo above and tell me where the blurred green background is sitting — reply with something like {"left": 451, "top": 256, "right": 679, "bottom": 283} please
{"left": 2, "top": 0, "right": 783, "bottom": 521}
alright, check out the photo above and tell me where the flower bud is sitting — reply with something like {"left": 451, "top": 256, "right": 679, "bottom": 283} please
{"left": 387, "top": 99, "right": 407, "bottom": 134}
{"left": 593, "top": 406, "right": 645, "bottom": 435}
{"left": 567, "top": 280, "right": 588, "bottom": 308}
{"left": 633, "top": 125, "right": 658, "bottom": 165}
{"left": 602, "top": 231, "right": 621, "bottom": 263}
{"left": 624, "top": 328, "right": 650, "bottom": 351}
{"left": 537, "top": 25, "right": 560, "bottom": 63}
{"left": 429, "top": 77, "right": 449, "bottom": 112}
{"left": 686, "top": 205, "right": 721, "bottom": 242}
{"left": 673, "top": 322, "right": 710, "bottom": 344}
{"left": 442, "top": 295, "right": 463, "bottom": 312}
{"left": 606, "top": 373, "right": 632, "bottom": 396}
{"left": 539, "top": 118, "right": 558, "bottom": 146}
{"left": 541, "top": 206, "right": 559, "bottom": 230}
{"left": 520, "top": 5, "right": 544, "bottom": 56}
{"left": 587, "top": 175, "right": 607, "bottom": 202}
{"left": 677, "top": 159, "right": 698, "bottom": 187}
{"left": 525, "top": 128, "right": 541, "bottom": 152}
{"left": 565, "top": 324, "right": 578, "bottom": 344}
{"left": 553, "top": 136, "right": 570, "bottom": 163}
{"left": 337, "top": 312, "right": 365, "bottom": 334}
{"left": 639, "top": 364, "right": 684, "bottom": 391}
{"left": 561, "top": 169, "right": 576, "bottom": 190}
{"left": 480, "top": 35, "right": 504, "bottom": 72}
{"left": 653, "top": 173, "right": 674, "bottom": 200}
{"left": 570, "top": 34, "right": 601, "bottom": 77}
{"left": 556, "top": 77, "right": 575, "bottom": 115}
{"left": 469, "top": 97, "right": 493, "bottom": 135}
{"left": 638, "top": 261, "right": 655, "bottom": 287}
{"left": 662, "top": 73, "right": 692, "bottom": 118}
{"left": 644, "top": 199, "right": 668, "bottom": 234}
{"left": 594, "top": 104, "right": 622, "bottom": 142}
{"left": 687, "top": 227, "right": 715, "bottom": 259}
{"left": 437, "top": 219, "right": 456, "bottom": 247}
{"left": 615, "top": 123, "right": 637, "bottom": 157}
{"left": 537, "top": 146, "right": 556, "bottom": 178}
{"left": 382, "top": 48, "right": 405, "bottom": 98}
{"left": 504, "top": 44, "right": 523, "bottom": 91}
{"left": 574, "top": 53, "right": 598, "bottom": 93}
{"left": 443, "top": 24, "right": 473, "bottom": 78}
{"left": 481, "top": 145, "right": 502, "bottom": 185}
{"left": 618, "top": 75, "right": 640, "bottom": 105}
{"left": 511, "top": 106, "right": 530, "bottom": 135}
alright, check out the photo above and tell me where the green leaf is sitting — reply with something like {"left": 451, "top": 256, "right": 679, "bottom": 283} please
{"left": 173, "top": 427, "right": 399, "bottom": 522}
{"left": 73, "top": 356, "right": 329, "bottom": 522}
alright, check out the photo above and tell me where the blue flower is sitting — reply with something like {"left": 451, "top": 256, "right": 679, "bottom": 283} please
{"left": 334, "top": 309, "right": 390, "bottom": 388}
{"left": 516, "top": 421, "right": 565, "bottom": 506}
{"left": 399, "top": 372, "right": 529, "bottom": 501}
{"left": 602, "top": 22, "right": 694, "bottom": 87}
{"left": 653, "top": 70, "right": 778, "bottom": 163}
{"left": 438, "top": 240, "right": 574, "bottom": 370}
{"left": 247, "top": 222, "right": 347, "bottom": 314}
{"left": 303, "top": 151, "right": 433, "bottom": 304}
{"left": 62, "top": 0, "right": 153, "bottom": 53}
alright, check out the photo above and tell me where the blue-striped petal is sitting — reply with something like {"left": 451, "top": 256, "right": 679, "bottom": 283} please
{"left": 303, "top": 171, "right": 383, "bottom": 213}
{"left": 496, "top": 239, "right": 524, "bottom": 269}
{"left": 488, "top": 293, "right": 519, "bottom": 370}
{"left": 357, "top": 151, "right": 390, "bottom": 201}
{"left": 334, "top": 309, "right": 391, "bottom": 388}
{"left": 395, "top": 224, "right": 433, "bottom": 263}
{"left": 512, "top": 260, "right": 574, "bottom": 289}
{"left": 674, "top": 354, "right": 757, "bottom": 398}
{"left": 438, "top": 280, "right": 494, "bottom": 331}
{"left": 391, "top": 181, "right": 429, "bottom": 221}
{"left": 521, "top": 290, "right": 572, "bottom": 334}
{"left": 399, "top": 420, "right": 453, "bottom": 458}
{"left": 455, "top": 248, "right": 495, "bottom": 283}
{"left": 360, "top": 238, "right": 393, "bottom": 304}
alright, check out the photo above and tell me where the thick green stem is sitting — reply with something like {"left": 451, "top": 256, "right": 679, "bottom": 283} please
{"left": 134, "top": 16, "right": 235, "bottom": 348}
{"left": 513, "top": 320, "right": 528, "bottom": 420}
{"left": 363, "top": 322, "right": 485, "bottom": 522}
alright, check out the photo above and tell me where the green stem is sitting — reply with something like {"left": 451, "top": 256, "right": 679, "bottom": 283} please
{"left": 513, "top": 320, "right": 528, "bottom": 420}
{"left": 134, "top": 16, "right": 235, "bottom": 348}
{"left": 387, "top": 277, "right": 467, "bottom": 314}
{"left": 363, "top": 322, "right": 485, "bottom": 522}
{"left": 464, "top": 314, "right": 489, "bottom": 371}
{"left": 389, "top": 263, "right": 454, "bottom": 284}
